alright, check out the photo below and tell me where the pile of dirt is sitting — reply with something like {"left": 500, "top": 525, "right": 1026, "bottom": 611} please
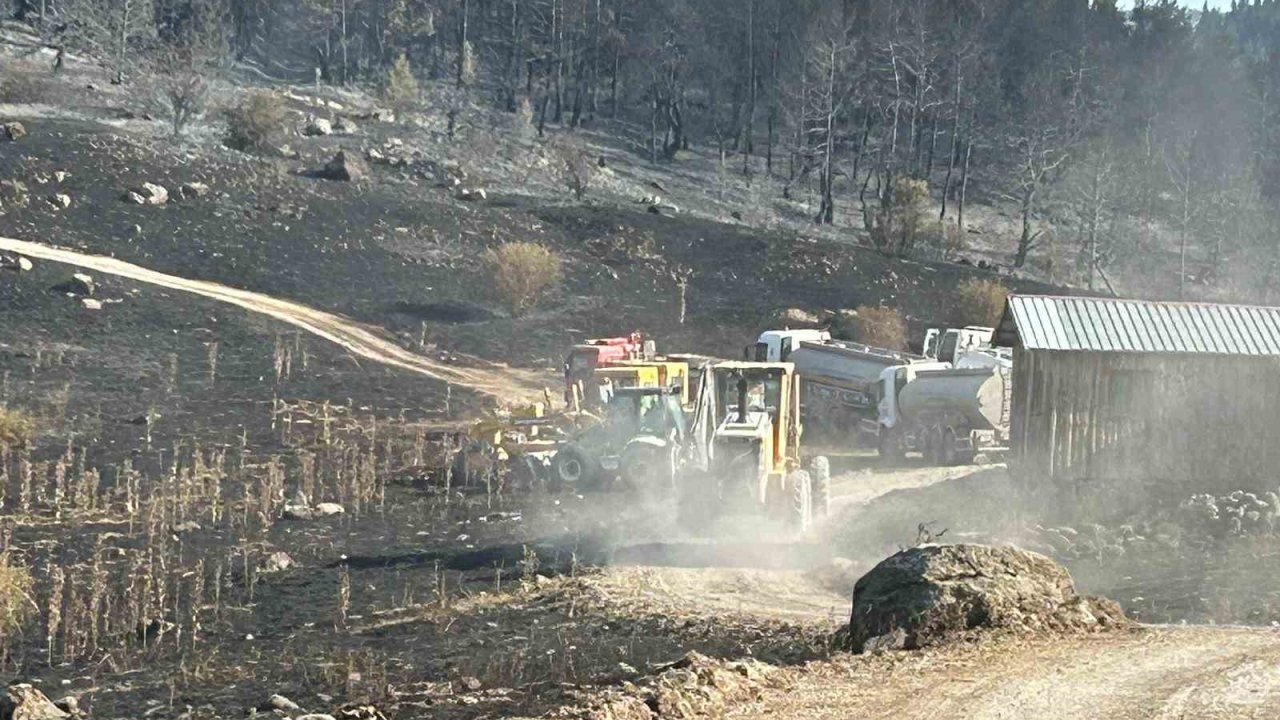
{"left": 847, "top": 544, "right": 1126, "bottom": 653}
{"left": 562, "top": 652, "right": 787, "bottom": 720}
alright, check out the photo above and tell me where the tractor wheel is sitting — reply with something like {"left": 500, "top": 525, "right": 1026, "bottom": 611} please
{"left": 550, "top": 445, "right": 599, "bottom": 493}
{"left": 809, "top": 456, "right": 831, "bottom": 518}
{"left": 788, "top": 469, "right": 813, "bottom": 534}
{"left": 620, "top": 442, "right": 677, "bottom": 498}
{"left": 941, "top": 429, "right": 959, "bottom": 466}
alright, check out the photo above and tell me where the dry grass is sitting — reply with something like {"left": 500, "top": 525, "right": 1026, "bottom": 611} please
{"left": 0, "top": 559, "right": 33, "bottom": 645}
{"left": 868, "top": 177, "right": 933, "bottom": 257}
{"left": 224, "top": 91, "right": 288, "bottom": 153}
{"left": 954, "top": 278, "right": 1010, "bottom": 327}
{"left": 849, "top": 306, "right": 908, "bottom": 350}
{"left": 0, "top": 407, "right": 35, "bottom": 449}
{"left": 482, "top": 242, "right": 563, "bottom": 317}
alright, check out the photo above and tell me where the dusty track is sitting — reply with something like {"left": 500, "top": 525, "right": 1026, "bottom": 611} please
{"left": 0, "top": 236, "right": 551, "bottom": 402}
{"left": 736, "top": 626, "right": 1280, "bottom": 719}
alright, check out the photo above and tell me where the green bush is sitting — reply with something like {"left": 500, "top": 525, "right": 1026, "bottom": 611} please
{"left": 483, "top": 242, "right": 563, "bottom": 317}
{"left": 954, "top": 278, "right": 1010, "bottom": 327}
{"left": 849, "top": 306, "right": 908, "bottom": 351}
{"left": 225, "top": 91, "right": 287, "bottom": 153}
{"left": 0, "top": 407, "right": 34, "bottom": 449}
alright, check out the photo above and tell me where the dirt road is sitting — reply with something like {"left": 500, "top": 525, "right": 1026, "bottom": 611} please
{"left": 0, "top": 236, "right": 551, "bottom": 402}
{"left": 734, "top": 626, "right": 1280, "bottom": 720}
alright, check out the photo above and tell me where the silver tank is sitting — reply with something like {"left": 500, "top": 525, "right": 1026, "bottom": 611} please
{"left": 899, "top": 366, "right": 1010, "bottom": 431}
{"left": 789, "top": 341, "right": 916, "bottom": 391}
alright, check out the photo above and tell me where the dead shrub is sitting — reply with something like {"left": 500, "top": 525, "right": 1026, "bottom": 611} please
{"left": 482, "top": 242, "right": 563, "bottom": 317}
{"left": 224, "top": 91, "right": 287, "bottom": 153}
{"left": 547, "top": 137, "right": 598, "bottom": 201}
{"left": 0, "top": 560, "right": 33, "bottom": 640}
{"left": 954, "top": 278, "right": 1010, "bottom": 327}
{"left": 849, "top": 306, "right": 908, "bottom": 350}
{"left": 0, "top": 407, "right": 35, "bottom": 449}
{"left": 868, "top": 177, "right": 932, "bottom": 257}
{"left": 160, "top": 71, "right": 208, "bottom": 138}
{"left": 385, "top": 53, "right": 420, "bottom": 111}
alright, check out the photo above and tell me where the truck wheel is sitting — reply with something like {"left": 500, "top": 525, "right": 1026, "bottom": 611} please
{"left": 788, "top": 470, "right": 813, "bottom": 534}
{"left": 878, "top": 431, "right": 905, "bottom": 464}
{"left": 925, "top": 427, "right": 944, "bottom": 465}
{"left": 550, "top": 445, "right": 599, "bottom": 493}
{"left": 941, "top": 429, "right": 959, "bottom": 466}
{"left": 809, "top": 456, "right": 831, "bottom": 517}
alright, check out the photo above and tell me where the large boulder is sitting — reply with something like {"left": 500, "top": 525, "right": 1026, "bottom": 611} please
{"left": 303, "top": 117, "right": 333, "bottom": 136}
{"left": 52, "top": 273, "right": 94, "bottom": 297}
{"left": 2, "top": 122, "right": 26, "bottom": 142}
{"left": 123, "top": 182, "right": 168, "bottom": 206}
{"left": 319, "top": 151, "right": 366, "bottom": 182}
{"left": 848, "top": 544, "right": 1125, "bottom": 652}
{"left": 0, "top": 683, "right": 70, "bottom": 720}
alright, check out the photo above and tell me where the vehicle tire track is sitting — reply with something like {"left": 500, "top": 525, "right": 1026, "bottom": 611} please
{"left": 0, "top": 236, "right": 550, "bottom": 402}
{"left": 732, "top": 627, "right": 1280, "bottom": 720}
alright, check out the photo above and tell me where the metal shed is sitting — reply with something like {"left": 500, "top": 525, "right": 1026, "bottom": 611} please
{"left": 995, "top": 294, "right": 1280, "bottom": 494}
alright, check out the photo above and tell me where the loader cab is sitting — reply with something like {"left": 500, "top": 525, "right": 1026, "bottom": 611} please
{"left": 751, "top": 330, "right": 830, "bottom": 362}
{"left": 707, "top": 362, "right": 801, "bottom": 475}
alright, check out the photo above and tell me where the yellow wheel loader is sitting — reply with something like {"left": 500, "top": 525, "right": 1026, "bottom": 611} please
{"left": 679, "top": 362, "right": 829, "bottom": 534}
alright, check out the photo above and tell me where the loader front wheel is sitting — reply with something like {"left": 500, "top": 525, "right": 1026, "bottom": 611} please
{"left": 809, "top": 456, "right": 831, "bottom": 517}
{"left": 788, "top": 470, "right": 813, "bottom": 534}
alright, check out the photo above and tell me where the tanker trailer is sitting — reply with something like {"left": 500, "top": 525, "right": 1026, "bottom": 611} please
{"left": 874, "top": 364, "right": 1012, "bottom": 465}
{"left": 787, "top": 340, "right": 923, "bottom": 440}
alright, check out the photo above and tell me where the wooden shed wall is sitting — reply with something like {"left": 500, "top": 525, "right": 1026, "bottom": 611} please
{"left": 1011, "top": 348, "right": 1280, "bottom": 493}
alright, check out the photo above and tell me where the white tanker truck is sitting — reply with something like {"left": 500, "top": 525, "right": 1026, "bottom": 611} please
{"left": 869, "top": 353, "right": 1012, "bottom": 465}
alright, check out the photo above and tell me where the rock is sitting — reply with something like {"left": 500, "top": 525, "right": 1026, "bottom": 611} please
{"left": 304, "top": 117, "right": 333, "bottom": 136}
{"left": 123, "top": 182, "right": 168, "bottom": 206}
{"left": 2, "top": 122, "right": 26, "bottom": 141}
{"left": 0, "top": 180, "right": 29, "bottom": 208}
{"left": 171, "top": 520, "right": 201, "bottom": 533}
{"left": 179, "top": 182, "right": 210, "bottom": 199}
{"left": 0, "top": 683, "right": 70, "bottom": 720}
{"left": 80, "top": 298, "right": 103, "bottom": 311}
{"left": 359, "top": 108, "right": 395, "bottom": 123}
{"left": 277, "top": 144, "right": 300, "bottom": 159}
{"left": 266, "top": 694, "right": 300, "bottom": 712}
{"left": 282, "top": 504, "right": 316, "bottom": 520}
{"left": 847, "top": 544, "right": 1126, "bottom": 653}
{"left": 46, "top": 193, "right": 70, "bottom": 210}
{"left": 0, "top": 254, "right": 32, "bottom": 272}
{"left": 53, "top": 171, "right": 67, "bottom": 183}
{"left": 51, "top": 696, "right": 80, "bottom": 717}
{"left": 366, "top": 147, "right": 386, "bottom": 163}
{"left": 260, "top": 551, "right": 294, "bottom": 573}
{"left": 52, "top": 273, "right": 94, "bottom": 297}
{"left": 456, "top": 187, "right": 487, "bottom": 202}
{"left": 456, "top": 676, "right": 482, "bottom": 692}
{"left": 314, "top": 502, "right": 344, "bottom": 517}
{"left": 319, "top": 151, "right": 366, "bottom": 181}
{"left": 334, "top": 116, "right": 358, "bottom": 134}
{"left": 295, "top": 715, "right": 337, "bottom": 720}
{"left": 776, "top": 307, "right": 823, "bottom": 329}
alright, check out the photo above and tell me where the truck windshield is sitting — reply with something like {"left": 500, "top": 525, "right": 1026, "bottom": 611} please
{"left": 938, "top": 332, "right": 958, "bottom": 362}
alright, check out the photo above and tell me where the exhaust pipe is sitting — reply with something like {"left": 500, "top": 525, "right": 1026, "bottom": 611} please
{"left": 737, "top": 375, "right": 750, "bottom": 423}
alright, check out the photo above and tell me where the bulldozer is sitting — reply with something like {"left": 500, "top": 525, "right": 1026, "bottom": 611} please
{"left": 679, "top": 361, "right": 829, "bottom": 533}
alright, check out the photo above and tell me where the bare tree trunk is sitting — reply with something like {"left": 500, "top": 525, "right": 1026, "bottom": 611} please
{"left": 456, "top": 0, "right": 469, "bottom": 87}
{"left": 506, "top": 0, "right": 521, "bottom": 110}
{"left": 940, "top": 62, "right": 962, "bottom": 220}
{"left": 1015, "top": 184, "right": 1036, "bottom": 268}
{"left": 816, "top": 45, "right": 836, "bottom": 225}
{"left": 957, "top": 140, "right": 972, "bottom": 231}
{"left": 340, "top": 0, "right": 349, "bottom": 84}
{"left": 765, "top": 12, "right": 780, "bottom": 176}
{"left": 741, "top": 0, "right": 756, "bottom": 176}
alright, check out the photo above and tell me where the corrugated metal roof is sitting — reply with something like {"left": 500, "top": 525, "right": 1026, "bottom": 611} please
{"left": 999, "top": 295, "right": 1280, "bottom": 355}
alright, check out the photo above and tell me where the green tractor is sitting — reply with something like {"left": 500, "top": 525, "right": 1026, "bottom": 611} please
{"left": 550, "top": 385, "right": 689, "bottom": 494}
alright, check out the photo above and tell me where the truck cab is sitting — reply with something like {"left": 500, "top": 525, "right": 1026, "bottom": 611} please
{"left": 751, "top": 329, "right": 831, "bottom": 362}
{"left": 923, "top": 326, "right": 996, "bottom": 363}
